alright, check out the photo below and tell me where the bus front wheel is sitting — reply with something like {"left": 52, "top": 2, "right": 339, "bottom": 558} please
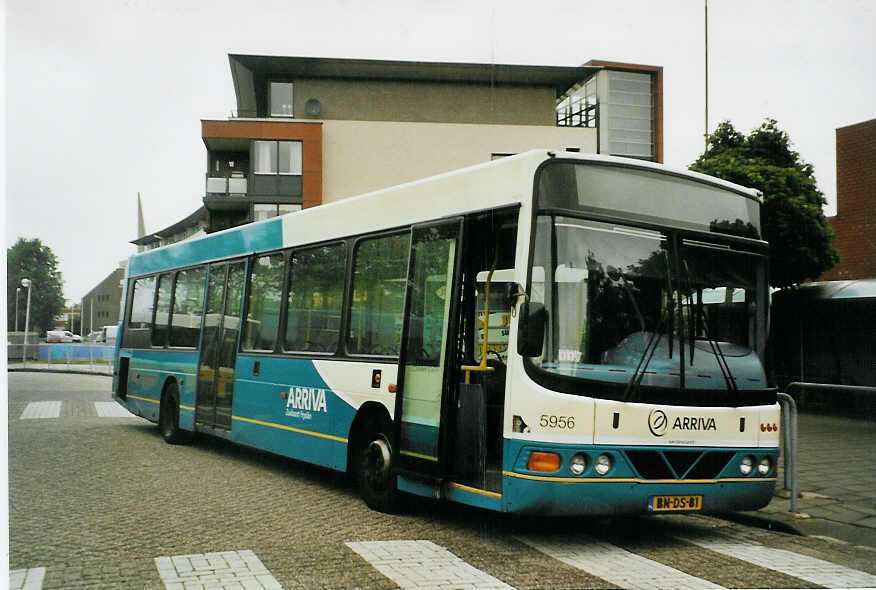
{"left": 357, "top": 416, "right": 398, "bottom": 512}
{"left": 159, "top": 382, "right": 188, "bottom": 445}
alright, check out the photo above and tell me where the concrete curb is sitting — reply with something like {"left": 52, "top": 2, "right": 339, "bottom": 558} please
{"left": 8, "top": 367, "right": 112, "bottom": 377}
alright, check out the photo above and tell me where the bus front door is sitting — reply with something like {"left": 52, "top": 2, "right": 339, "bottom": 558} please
{"left": 394, "top": 219, "right": 463, "bottom": 480}
{"left": 196, "top": 261, "right": 245, "bottom": 430}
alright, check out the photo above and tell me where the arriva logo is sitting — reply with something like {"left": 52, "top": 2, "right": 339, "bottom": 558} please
{"left": 285, "top": 386, "right": 328, "bottom": 415}
{"left": 648, "top": 409, "right": 719, "bottom": 436}
{"left": 648, "top": 409, "right": 668, "bottom": 436}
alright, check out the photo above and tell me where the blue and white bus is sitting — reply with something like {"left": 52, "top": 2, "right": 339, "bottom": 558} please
{"left": 112, "top": 150, "right": 780, "bottom": 515}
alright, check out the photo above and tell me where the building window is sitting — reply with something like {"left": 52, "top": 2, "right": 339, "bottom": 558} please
{"left": 253, "top": 203, "right": 302, "bottom": 222}
{"left": 253, "top": 140, "right": 302, "bottom": 175}
{"left": 556, "top": 76, "right": 598, "bottom": 128}
{"left": 605, "top": 71, "right": 653, "bottom": 159}
{"left": 270, "top": 82, "right": 294, "bottom": 117}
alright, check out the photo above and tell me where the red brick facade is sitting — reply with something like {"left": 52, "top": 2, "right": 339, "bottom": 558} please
{"left": 820, "top": 119, "right": 876, "bottom": 281}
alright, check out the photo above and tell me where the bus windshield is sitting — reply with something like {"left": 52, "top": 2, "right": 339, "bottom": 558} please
{"left": 529, "top": 214, "right": 770, "bottom": 403}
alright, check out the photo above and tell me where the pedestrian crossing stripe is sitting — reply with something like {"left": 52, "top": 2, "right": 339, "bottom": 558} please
{"left": 18, "top": 401, "right": 139, "bottom": 419}
{"left": 347, "top": 540, "right": 513, "bottom": 590}
{"left": 19, "top": 402, "right": 61, "bottom": 419}
{"left": 9, "top": 567, "right": 45, "bottom": 590}
{"left": 154, "top": 549, "right": 282, "bottom": 589}
{"left": 517, "top": 534, "right": 725, "bottom": 590}
{"left": 94, "top": 401, "right": 135, "bottom": 417}
{"left": 675, "top": 530, "right": 876, "bottom": 588}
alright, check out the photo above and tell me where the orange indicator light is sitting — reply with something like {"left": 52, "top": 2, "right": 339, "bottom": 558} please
{"left": 527, "top": 451, "right": 562, "bottom": 472}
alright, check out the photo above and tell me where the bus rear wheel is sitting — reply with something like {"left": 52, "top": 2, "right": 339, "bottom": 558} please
{"left": 159, "top": 382, "right": 188, "bottom": 445}
{"left": 357, "top": 416, "right": 398, "bottom": 512}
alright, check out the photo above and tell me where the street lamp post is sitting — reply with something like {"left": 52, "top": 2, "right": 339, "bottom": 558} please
{"left": 21, "top": 278, "right": 32, "bottom": 366}
{"left": 15, "top": 287, "right": 21, "bottom": 332}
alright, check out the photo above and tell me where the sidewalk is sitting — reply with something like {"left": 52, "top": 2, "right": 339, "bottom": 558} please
{"left": 7, "top": 362, "right": 113, "bottom": 376}
{"left": 740, "top": 412, "right": 876, "bottom": 547}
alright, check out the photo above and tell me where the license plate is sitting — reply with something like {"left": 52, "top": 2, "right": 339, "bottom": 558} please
{"left": 648, "top": 494, "right": 703, "bottom": 512}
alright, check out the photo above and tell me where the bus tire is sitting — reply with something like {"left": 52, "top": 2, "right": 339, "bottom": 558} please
{"left": 159, "top": 382, "right": 188, "bottom": 445}
{"left": 357, "top": 414, "right": 398, "bottom": 513}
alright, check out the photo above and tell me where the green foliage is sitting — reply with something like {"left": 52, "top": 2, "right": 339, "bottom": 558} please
{"left": 7, "top": 238, "right": 66, "bottom": 335}
{"left": 691, "top": 119, "right": 838, "bottom": 287}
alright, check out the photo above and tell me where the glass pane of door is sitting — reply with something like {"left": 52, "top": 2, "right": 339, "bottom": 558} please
{"left": 214, "top": 262, "right": 245, "bottom": 429}
{"left": 196, "top": 265, "right": 227, "bottom": 426}
{"left": 397, "top": 220, "right": 462, "bottom": 469}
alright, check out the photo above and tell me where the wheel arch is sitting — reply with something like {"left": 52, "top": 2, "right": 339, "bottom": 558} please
{"left": 160, "top": 376, "right": 180, "bottom": 406}
{"left": 347, "top": 401, "right": 393, "bottom": 476}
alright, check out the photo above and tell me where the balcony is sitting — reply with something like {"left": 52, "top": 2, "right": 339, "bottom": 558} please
{"left": 204, "top": 173, "right": 249, "bottom": 212}
{"left": 206, "top": 174, "right": 248, "bottom": 196}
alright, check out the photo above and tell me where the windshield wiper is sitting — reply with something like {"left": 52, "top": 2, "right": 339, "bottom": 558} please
{"left": 623, "top": 252, "right": 675, "bottom": 402}
{"left": 622, "top": 310, "right": 668, "bottom": 403}
{"left": 681, "top": 261, "right": 737, "bottom": 393}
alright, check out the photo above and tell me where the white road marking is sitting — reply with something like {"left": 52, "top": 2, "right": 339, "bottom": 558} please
{"left": 347, "top": 540, "right": 514, "bottom": 589}
{"left": 675, "top": 530, "right": 876, "bottom": 588}
{"left": 154, "top": 549, "right": 282, "bottom": 589}
{"left": 94, "top": 401, "right": 136, "bottom": 417}
{"left": 19, "top": 402, "right": 61, "bottom": 419}
{"left": 516, "top": 534, "right": 725, "bottom": 590}
{"left": 9, "top": 567, "right": 46, "bottom": 590}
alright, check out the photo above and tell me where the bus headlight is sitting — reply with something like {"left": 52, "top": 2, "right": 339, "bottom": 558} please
{"left": 739, "top": 456, "right": 754, "bottom": 476}
{"left": 594, "top": 454, "right": 613, "bottom": 476}
{"left": 570, "top": 454, "right": 588, "bottom": 475}
{"left": 757, "top": 457, "right": 772, "bottom": 476}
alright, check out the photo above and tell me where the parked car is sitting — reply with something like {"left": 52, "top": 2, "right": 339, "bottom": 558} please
{"left": 86, "top": 330, "right": 103, "bottom": 342}
{"left": 46, "top": 330, "right": 82, "bottom": 343}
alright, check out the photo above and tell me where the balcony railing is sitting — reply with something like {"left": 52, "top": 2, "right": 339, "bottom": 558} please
{"left": 206, "top": 175, "right": 248, "bottom": 195}
{"left": 556, "top": 98, "right": 598, "bottom": 128}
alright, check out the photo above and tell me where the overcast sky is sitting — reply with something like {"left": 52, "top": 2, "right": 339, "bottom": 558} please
{"left": 5, "top": 0, "right": 875, "bottom": 303}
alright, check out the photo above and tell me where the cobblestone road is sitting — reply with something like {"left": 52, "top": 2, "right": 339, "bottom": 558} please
{"left": 8, "top": 373, "right": 876, "bottom": 589}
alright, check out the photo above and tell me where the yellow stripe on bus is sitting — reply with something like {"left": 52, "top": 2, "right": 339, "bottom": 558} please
{"left": 231, "top": 415, "right": 347, "bottom": 443}
{"left": 447, "top": 481, "right": 502, "bottom": 499}
{"left": 400, "top": 450, "right": 439, "bottom": 462}
{"left": 502, "top": 470, "right": 776, "bottom": 485}
{"left": 127, "top": 394, "right": 159, "bottom": 405}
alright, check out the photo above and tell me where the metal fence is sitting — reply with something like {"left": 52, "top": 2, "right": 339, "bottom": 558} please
{"left": 8, "top": 343, "right": 114, "bottom": 373}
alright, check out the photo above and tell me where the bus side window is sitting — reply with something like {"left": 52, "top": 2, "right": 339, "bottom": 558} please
{"left": 169, "top": 267, "right": 207, "bottom": 348}
{"left": 243, "top": 253, "right": 284, "bottom": 352}
{"left": 123, "top": 276, "right": 156, "bottom": 349}
{"left": 285, "top": 243, "right": 346, "bottom": 354}
{"left": 348, "top": 233, "right": 409, "bottom": 357}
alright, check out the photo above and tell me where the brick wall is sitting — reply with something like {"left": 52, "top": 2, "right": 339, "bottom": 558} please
{"left": 820, "top": 119, "right": 876, "bottom": 281}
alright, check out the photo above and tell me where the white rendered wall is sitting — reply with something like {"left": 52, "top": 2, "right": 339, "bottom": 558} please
{"left": 321, "top": 120, "right": 596, "bottom": 203}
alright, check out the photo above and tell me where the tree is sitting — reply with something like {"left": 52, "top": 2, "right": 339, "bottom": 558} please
{"left": 6, "top": 238, "right": 66, "bottom": 335}
{"left": 690, "top": 119, "right": 838, "bottom": 287}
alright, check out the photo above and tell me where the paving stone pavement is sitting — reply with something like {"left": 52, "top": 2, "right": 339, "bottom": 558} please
{"left": 8, "top": 371, "right": 876, "bottom": 589}
{"left": 741, "top": 412, "right": 876, "bottom": 547}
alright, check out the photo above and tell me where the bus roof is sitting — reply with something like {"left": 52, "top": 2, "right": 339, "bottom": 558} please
{"left": 127, "top": 150, "right": 761, "bottom": 277}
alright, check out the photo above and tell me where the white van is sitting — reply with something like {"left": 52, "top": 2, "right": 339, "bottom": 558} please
{"left": 101, "top": 325, "right": 118, "bottom": 345}
{"left": 46, "top": 330, "right": 82, "bottom": 343}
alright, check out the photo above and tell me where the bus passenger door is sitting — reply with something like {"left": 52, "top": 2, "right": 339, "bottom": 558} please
{"left": 394, "top": 219, "right": 463, "bottom": 479}
{"left": 196, "top": 261, "right": 245, "bottom": 430}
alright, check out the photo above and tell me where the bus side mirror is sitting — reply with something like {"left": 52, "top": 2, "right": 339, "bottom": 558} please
{"left": 517, "top": 302, "right": 547, "bottom": 357}
{"left": 504, "top": 282, "right": 525, "bottom": 308}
